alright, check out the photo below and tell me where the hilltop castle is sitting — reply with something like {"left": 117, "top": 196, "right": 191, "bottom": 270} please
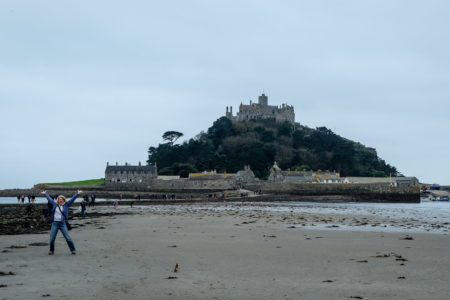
{"left": 225, "top": 93, "right": 295, "bottom": 124}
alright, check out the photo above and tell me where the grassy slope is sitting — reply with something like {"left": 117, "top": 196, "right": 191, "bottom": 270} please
{"left": 44, "top": 178, "right": 104, "bottom": 186}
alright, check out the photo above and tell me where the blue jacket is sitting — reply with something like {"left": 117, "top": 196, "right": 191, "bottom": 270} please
{"left": 45, "top": 193, "right": 79, "bottom": 222}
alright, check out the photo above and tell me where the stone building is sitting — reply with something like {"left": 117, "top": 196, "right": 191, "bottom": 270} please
{"left": 105, "top": 162, "right": 157, "bottom": 189}
{"left": 188, "top": 170, "right": 237, "bottom": 189}
{"left": 226, "top": 93, "right": 295, "bottom": 124}
{"left": 269, "top": 162, "right": 314, "bottom": 183}
{"left": 268, "top": 162, "right": 342, "bottom": 183}
{"left": 313, "top": 171, "right": 343, "bottom": 183}
{"left": 104, "top": 162, "right": 258, "bottom": 190}
{"left": 236, "top": 165, "right": 257, "bottom": 186}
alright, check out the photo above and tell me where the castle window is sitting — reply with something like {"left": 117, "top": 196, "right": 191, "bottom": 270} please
{"left": 117, "top": 179, "right": 121, "bottom": 182}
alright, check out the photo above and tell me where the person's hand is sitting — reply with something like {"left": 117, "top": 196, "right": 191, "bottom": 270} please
{"left": 77, "top": 190, "right": 83, "bottom": 194}
{"left": 41, "top": 191, "right": 46, "bottom": 195}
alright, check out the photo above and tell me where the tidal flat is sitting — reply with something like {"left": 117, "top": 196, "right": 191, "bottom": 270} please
{"left": 0, "top": 202, "right": 449, "bottom": 299}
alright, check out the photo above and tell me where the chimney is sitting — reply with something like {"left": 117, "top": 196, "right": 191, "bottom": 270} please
{"left": 125, "top": 162, "right": 128, "bottom": 166}
{"left": 139, "top": 161, "right": 142, "bottom": 166}
{"left": 116, "top": 162, "right": 118, "bottom": 166}
{"left": 107, "top": 162, "right": 109, "bottom": 166}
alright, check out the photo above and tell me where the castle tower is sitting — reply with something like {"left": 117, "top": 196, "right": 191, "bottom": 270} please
{"left": 258, "top": 93, "right": 268, "bottom": 106}
{"left": 226, "top": 106, "right": 233, "bottom": 119}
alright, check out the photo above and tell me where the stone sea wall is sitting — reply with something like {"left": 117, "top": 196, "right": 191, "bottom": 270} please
{"left": 0, "top": 181, "right": 420, "bottom": 203}
{"left": 0, "top": 185, "right": 231, "bottom": 199}
{"left": 105, "top": 178, "right": 236, "bottom": 191}
{"left": 246, "top": 182, "right": 420, "bottom": 203}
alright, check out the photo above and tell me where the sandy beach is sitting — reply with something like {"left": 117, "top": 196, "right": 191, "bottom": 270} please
{"left": 1, "top": 204, "right": 449, "bottom": 300}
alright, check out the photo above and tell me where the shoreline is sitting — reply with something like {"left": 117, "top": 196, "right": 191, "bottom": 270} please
{"left": 0, "top": 193, "right": 420, "bottom": 204}
{"left": 0, "top": 182, "right": 420, "bottom": 204}
{"left": 1, "top": 200, "right": 449, "bottom": 235}
{"left": 0, "top": 206, "right": 449, "bottom": 299}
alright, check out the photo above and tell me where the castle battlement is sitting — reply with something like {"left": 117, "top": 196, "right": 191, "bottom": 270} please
{"left": 226, "top": 93, "right": 295, "bottom": 124}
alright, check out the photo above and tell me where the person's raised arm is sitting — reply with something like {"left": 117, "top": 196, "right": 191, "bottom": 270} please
{"left": 67, "top": 190, "right": 83, "bottom": 206}
{"left": 41, "top": 191, "right": 55, "bottom": 205}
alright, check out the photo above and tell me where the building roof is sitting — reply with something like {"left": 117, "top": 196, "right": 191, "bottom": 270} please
{"left": 314, "top": 174, "right": 341, "bottom": 180}
{"left": 284, "top": 176, "right": 313, "bottom": 183}
{"left": 106, "top": 165, "right": 157, "bottom": 173}
{"left": 189, "top": 172, "right": 236, "bottom": 180}
{"left": 157, "top": 175, "right": 180, "bottom": 180}
{"left": 281, "top": 171, "right": 313, "bottom": 177}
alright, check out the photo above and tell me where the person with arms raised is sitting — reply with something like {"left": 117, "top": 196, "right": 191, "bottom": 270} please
{"left": 41, "top": 190, "right": 82, "bottom": 255}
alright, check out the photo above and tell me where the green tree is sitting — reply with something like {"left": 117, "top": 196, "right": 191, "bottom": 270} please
{"left": 277, "top": 121, "right": 294, "bottom": 137}
{"left": 162, "top": 131, "right": 184, "bottom": 145}
{"left": 159, "top": 163, "right": 198, "bottom": 178}
{"left": 147, "top": 118, "right": 399, "bottom": 178}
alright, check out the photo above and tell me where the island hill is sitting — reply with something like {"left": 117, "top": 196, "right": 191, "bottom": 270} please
{"left": 10, "top": 94, "right": 419, "bottom": 202}
{"left": 150, "top": 94, "right": 399, "bottom": 180}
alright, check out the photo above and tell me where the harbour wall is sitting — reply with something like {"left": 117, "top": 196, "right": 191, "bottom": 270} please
{"left": 0, "top": 181, "right": 420, "bottom": 203}
{"left": 245, "top": 182, "right": 420, "bottom": 203}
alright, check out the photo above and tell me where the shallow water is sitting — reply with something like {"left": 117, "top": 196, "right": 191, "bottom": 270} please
{"left": 149, "top": 200, "right": 450, "bottom": 220}
{"left": 2, "top": 197, "right": 449, "bottom": 234}
{"left": 145, "top": 200, "right": 450, "bottom": 234}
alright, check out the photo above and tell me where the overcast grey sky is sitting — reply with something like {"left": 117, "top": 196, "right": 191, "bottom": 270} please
{"left": 1, "top": 0, "right": 449, "bottom": 189}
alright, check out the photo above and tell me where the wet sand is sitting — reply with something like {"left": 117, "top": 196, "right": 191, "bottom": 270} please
{"left": 1, "top": 206, "right": 449, "bottom": 299}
